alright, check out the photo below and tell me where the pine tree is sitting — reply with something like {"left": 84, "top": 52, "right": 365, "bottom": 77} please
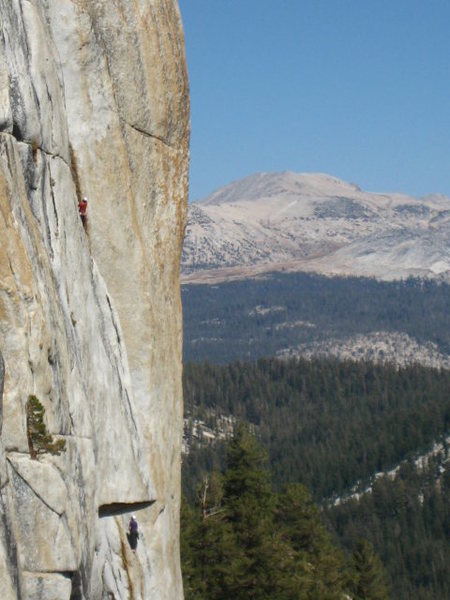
{"left": 351, "top": 539, "right": 389, "bottom": 599}
{"left": 26, "top": 395, "right": 66, "bottom": 459}
{"left": 181, "top": 428, "right": 391, "bottom": 599}
{"left": 181, "top": 475, "right": 238, "bottom": 600}
{"left": 221, "top": 425, "right": 299, "bottom": 599}
{"left": 276, "top": 483, "right": 348, "bottom": 599}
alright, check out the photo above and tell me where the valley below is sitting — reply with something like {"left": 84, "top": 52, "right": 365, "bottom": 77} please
{"left": 180, "top": 172, "right": 450, "bottom": 599}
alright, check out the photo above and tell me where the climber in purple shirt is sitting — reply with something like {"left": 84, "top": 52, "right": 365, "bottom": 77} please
{"left": 128, "top": 515, "right": 139, "bottom": 553}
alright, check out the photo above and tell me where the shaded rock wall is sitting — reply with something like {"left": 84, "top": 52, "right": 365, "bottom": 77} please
{"left": 0, "top": 1, "right": 189, "bottom": 598}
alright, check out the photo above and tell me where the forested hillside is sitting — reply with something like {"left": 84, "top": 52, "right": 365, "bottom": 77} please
{"left": 326, "top": 456, "right": 450, "bottom": 600}
{"left": 182, "top": 277, "right": 449, "bottom": 598}
{"left": 182, "top": 358, "right": 449, "bottom": 599}
{"left": 182, "top": 273, "right": 450, "bottom": 364}
{"left": 183, "top": 358, "right": 450, "bottom": 500}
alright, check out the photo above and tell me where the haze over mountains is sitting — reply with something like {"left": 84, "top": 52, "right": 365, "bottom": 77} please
{"left": 182, "top": 171, "right": 450, "bottom": 283}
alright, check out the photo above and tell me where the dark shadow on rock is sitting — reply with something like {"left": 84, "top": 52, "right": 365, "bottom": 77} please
{"left": 98, "top": 500, "right": 154, "bottom": 518}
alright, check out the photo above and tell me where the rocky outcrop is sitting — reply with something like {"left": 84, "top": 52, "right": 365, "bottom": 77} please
{"left": 277, "top": 332, "right": 450, "bottom": 370}
{"left": 0, "top": 1, "right": 189, "bottom": 598}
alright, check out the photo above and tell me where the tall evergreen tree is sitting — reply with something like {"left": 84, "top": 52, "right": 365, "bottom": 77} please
{"left": 222, "top": 424, "right": 287, "bottom": 599}
{"left": 351, "top": 540, "right": 389, "bottom": 600}
{"left": 181, "top": 428, "right": 366, "bottom": 599}
{"left": 181, "top": 476, "right": 237, "bottom": 600}
{"left": 276, "top": 483, "right": 348, "bottom": 599}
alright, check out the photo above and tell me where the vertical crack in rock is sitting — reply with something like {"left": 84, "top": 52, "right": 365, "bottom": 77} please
{"left": 0, "top": 351, "right": 21, "bottom": 597}
{"left": 0, "top": 350, "right": 4, "bottom": 431}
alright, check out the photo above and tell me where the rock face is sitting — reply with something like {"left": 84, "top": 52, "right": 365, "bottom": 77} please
{"left": 182, "top": 172, "right": 450, "bottom": 283}
{"left": 0, "top": 1, "right": 189, "bottom": 599}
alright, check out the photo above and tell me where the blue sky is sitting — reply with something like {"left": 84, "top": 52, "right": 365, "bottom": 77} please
{"left": 178, "top": 1, "right": 450, "bottom": 201}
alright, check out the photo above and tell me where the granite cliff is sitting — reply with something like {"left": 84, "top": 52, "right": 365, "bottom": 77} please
{"left": 0, "top": 1, "right": 189, "bottom": 598}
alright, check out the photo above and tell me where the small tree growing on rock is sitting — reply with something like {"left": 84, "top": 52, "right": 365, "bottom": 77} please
{"left": 26, "top": 395, "right": 66, "bottom": 460}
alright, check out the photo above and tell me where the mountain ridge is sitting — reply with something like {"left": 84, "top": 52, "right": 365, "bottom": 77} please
{"left": 182, "top": 171, "right": 450, "bottom": 283}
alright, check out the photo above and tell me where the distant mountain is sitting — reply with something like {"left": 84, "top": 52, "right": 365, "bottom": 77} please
{"left": 182, "top": 172, "right": 450, "bottom": 283}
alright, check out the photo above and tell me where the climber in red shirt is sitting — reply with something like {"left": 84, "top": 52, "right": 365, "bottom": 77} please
{"left": 78, "top": 197, "right": 88, "bottom": 227}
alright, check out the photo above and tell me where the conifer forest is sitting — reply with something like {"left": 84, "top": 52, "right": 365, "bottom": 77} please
{"left": 181, "top": 286, "right": 450, "bottom": 599}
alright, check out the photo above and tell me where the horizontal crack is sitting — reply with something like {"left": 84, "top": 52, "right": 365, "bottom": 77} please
{"left": 98, "top": 500, "right": 155, "bottom": 518}
{"left": 22, "top": 569, "right": 74, "bottom": 579}
{"left": 5, "top": 432, "right": 93, "bottom": 453}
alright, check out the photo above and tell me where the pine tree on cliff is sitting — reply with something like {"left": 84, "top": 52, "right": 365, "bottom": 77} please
{"left": 26, "top": 395, "right": 66, "bottom": 460}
